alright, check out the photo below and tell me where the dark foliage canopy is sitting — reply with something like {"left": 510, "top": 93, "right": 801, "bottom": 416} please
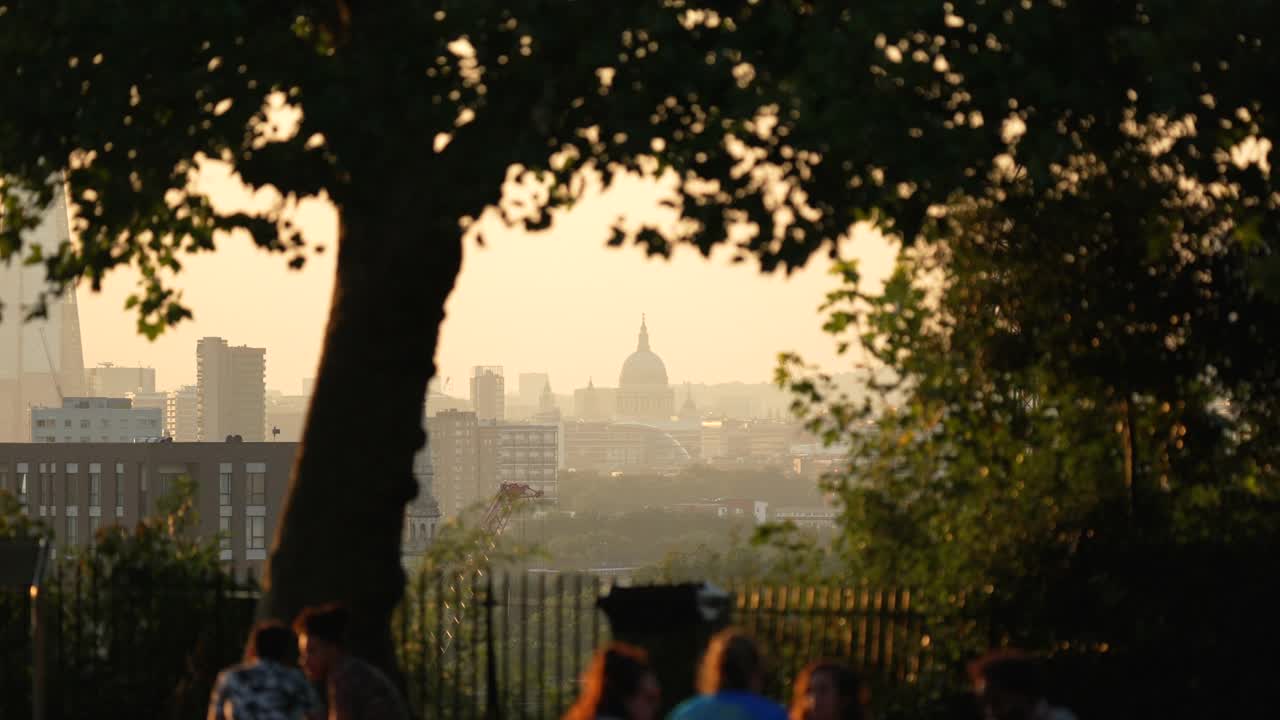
{"left": 4, "top": 2, "right": 1274, "bottom": 327}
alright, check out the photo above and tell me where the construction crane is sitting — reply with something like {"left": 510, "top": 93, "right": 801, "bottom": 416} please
{"left": 37, "top": 328, "right": 63, "bottom": 403}
{"left": 480, "top": 482, "right": 543, "bottom": 537}
{"left": 438, "top": 482, "right": 543, "bottom": 652}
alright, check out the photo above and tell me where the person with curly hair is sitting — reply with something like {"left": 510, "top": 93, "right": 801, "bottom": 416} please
{"left": 788, "top": 660, "right": 866, "bottom": 720}
{"left": 564, "top": 643, "right": 661, "bottom": 720}
{"left": 668, "top": 628, "right": 787, "bottom": 720}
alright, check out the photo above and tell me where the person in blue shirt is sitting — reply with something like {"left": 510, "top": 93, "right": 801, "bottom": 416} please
{"left": 667, "top": 628, "right": 787, "bottom": 720}
{"left": 207, "top": 621, "right": 321, "bottom": 720}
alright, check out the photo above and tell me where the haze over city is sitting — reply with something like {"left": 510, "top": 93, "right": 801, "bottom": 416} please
{"left": 74, "top": 170, "right": 894, "bottom": 393}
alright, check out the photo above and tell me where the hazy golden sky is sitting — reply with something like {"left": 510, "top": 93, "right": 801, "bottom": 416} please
{"left": 76, "top": 169, "right": 895, "bottom": 395}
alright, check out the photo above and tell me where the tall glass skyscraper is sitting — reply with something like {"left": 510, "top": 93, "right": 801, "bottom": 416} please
{"left": 0, "top": 182, "right": 86, "bottom": 441}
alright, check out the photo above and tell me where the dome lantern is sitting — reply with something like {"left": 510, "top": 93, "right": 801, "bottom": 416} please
{"left": 619, "top": 315, "right": 669, "bottom": 387}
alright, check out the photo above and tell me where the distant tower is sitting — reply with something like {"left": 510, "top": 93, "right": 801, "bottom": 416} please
{"left": 574, "top": 378, "right": 602, "bottom": 421}
{"left": 407, "top": 421, "right": 441, "bottom": 549}
{"left": 535, "top": 379, "right": 561, "bottom": 422}
{"left": 197, "top": 337, "right": 267, "bottom": 441}
{"left": 166, "top": 384, "right": 199, "bottom": 441}
{"left": 0, "top": 180, "right": 86, "bottom": 441}
{"left": 470, "top": 366, "right": 505, "bottom": 422}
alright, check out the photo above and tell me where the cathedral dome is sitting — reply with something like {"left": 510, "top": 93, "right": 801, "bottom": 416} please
{"left": 619, "top": 317, "right": 669, "bottom": 387}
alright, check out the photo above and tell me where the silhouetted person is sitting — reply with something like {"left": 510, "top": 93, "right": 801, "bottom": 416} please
{"left": 789, "top": 660, "right": 866, "bottom": 720}
{"left": 969, "top": 650, "right": 1076, "bottom": 720}
{"left": 207, "top": 620, "right": 321, "bottom": 720}
{"left": 668, "top": 628, "right": 787, "bottom": 720}
{"left": 564, "top": 642, "right": 662, "bottom": 720}
{"left": 294, "top": 604, "right": 409, "bottom": 720}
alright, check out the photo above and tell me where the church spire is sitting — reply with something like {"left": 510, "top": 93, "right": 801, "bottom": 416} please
{"left": 637, "top": 314, "right": 651, "bottom": 352}
{"left": 539, "top": 379, "right": 557, "bottom": 411}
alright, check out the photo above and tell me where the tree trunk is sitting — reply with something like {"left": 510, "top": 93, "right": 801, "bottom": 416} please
{"left": 260, "top": 190, "right": 463, "bottom": 682}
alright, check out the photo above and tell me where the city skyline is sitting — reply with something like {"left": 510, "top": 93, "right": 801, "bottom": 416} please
{"left": 69, "top": 169, "right": 895, "bottom": 395}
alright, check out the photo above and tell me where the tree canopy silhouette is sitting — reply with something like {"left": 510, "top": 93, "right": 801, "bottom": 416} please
{"left": 3, "top": 1, "right": 1278, "bottom": 686}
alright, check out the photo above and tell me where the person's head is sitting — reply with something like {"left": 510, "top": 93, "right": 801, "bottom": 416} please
{"left": 790, "top": 660, "right": 866, "bottom": 720}
{"left": 697, "top": 628, "right": 767, "bottom": 695}
{"left": 244, "top": 620, "right": 299, "bottom": 665}
{"left": 564, "top": 643, "right": 661, "bottom": 720}
{"left": 968, "top": 650, "right": 1045, "bottom": 720}
{"left": 293, "top": 603, "right": 350, "bottom": 683}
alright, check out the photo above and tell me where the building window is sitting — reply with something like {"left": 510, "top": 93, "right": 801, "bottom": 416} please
{"left": 66, "top": 517, "right": 77, "bottom": 547}
{"left": 17, "top": 464, "right": 29, "bottom": 505}
{"left": 89, "top": 516, "right": 100, "bottom": 539}
{"left": 219, "top": 465, "right": 233, "bottom": 506}
{"left": 115, "top": 464, "right": 125, "bottom": 513}
{"left": 246, "top": 469, "right": 265, "bottom": 505}
{"left": 247, "top": 516, "right": 266, "bottom": 549}
{"left": 65, "top": 473, "right": 79, "bottom": 506}
{"left": 219, "top": 517, "right": 232, "bottom": 551}
{"left": 158, "top": 473, "right": 182, "bottom": 499}
{"left": 88, "top": 473, "right": 101, "bottom": 507}
{"left": 40, "top": 468, "right": 54, "bottom": 505}
{"left": 80, "top": 419, "right": 90, "bottom": 429}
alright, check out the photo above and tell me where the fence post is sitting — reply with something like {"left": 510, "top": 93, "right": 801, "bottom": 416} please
{"left": 555, "top": 574, "right": 564, "bottom": 714}
{"left": 214, "top": 570, "right": 223, "bottom": 666}
{"left": 519, "top": 573, "right": 527, "bottom": 720}
{"left": 31, "top": 586, "right": 45, "bottom": 720}
{"left": 14, "top": 538, "right": 50, "bottom": 720}
{"left": 418, "top": 571, "right": 429, "bottom": 715}
{"left": 435, "top": 571, "right": 445, "bottom": 720}
{"left": 485, "top": 573, "right": 500, "bottom": 720}
{"left": 537, "top": 573, "right": 546, "bottom": 718}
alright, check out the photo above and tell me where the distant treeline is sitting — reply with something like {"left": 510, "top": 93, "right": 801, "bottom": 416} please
{"left": 555, "top": 466, "right": 828, "bottom": 515}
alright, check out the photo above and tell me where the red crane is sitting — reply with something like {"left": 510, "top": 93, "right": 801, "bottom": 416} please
{"left": 479, "top": 482, "right": 544, "bottom": 537}
{"left": 437, "top": 482, "right": 543, "bottom": 653}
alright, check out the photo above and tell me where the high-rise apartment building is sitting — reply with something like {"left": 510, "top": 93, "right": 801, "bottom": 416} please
{"left": 496, "top": 423, "right": 558, "bottom": 502}
{"left": 166, "top": 385, "right": 199, "bottom": 441}
{"left": 197, "top": 337, "right": 266, "bottom": 441}
{"left": 477, "top": 422, "right": 500, "bottom": 506}
{"left": 470, "top": 366, "right": 504, "bottom": 422}
{"left": 427, "top": 409, "right": 480, "bottom": 517}
{"left": 427, "top": 411, "right": 558, "bottom": 518}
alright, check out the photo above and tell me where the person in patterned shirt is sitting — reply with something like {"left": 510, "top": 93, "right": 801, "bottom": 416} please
{"left": 208, "top": 621, "right": 323, "bottom": 720}
{"left": 294, "top": 603, "right": 410, "bottom": 720}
